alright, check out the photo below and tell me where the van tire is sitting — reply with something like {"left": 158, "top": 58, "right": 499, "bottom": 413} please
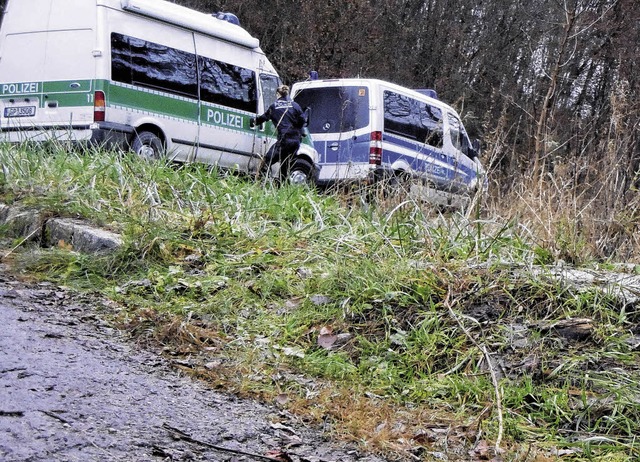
{"left": 288, "top": 158, "right": 314, "bottom": 185}
{"left": 132, "top": 131, "right": 164, "bottom": 161}
{"left": 385, "top": 170, "right": 411, "bottom": 196}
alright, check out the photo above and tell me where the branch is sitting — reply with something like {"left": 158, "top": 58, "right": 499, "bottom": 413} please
{"left": 162, "top": 423, "right": 288, "bottom": 462}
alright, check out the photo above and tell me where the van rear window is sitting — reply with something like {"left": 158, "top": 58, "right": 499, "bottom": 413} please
{"left": 294, "top": 86, "right": 369, "bottom": 134}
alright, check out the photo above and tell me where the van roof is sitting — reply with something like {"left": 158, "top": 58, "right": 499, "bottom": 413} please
{"left": 118, "top": 0, "right": 261, "bottom": 49}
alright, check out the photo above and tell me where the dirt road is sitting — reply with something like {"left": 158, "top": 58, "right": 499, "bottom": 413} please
{"left": 0, "top": 269, "right": 385, "bottom": 462}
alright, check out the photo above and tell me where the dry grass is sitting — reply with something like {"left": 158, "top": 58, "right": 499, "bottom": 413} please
{"left": 483, "top": 78, "right": 640, "bottom": 265}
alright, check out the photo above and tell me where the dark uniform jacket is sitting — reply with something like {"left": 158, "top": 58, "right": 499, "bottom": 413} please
{"left": 255, "top": 97, "right": 305, "bottom": 141}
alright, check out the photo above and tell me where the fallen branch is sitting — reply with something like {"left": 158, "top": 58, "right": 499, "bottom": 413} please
{"left": 162, "top": 423, "right": 289, "bottom": 462}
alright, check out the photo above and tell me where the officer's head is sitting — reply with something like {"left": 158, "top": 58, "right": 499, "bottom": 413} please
{"left": 276, "top": 85, "right": 290, "bottom": 98}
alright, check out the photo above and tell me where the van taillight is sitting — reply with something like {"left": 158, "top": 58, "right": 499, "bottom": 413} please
{"left": 94, "top": 91, "right": 105, "bottom": 122}
{"left": 369, "top": 131, "right": 382, "bottom": 165}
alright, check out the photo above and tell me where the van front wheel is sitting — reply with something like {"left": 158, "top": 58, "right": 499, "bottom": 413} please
{"left": 288, "top": 158, "right": 314, "bottom": 185}
{"left": 132, "top": 131, "right": 164, "bottom": 161}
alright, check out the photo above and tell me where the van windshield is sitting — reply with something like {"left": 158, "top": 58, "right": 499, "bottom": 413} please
{"left": 294, "top": 86, "right": 369, "bottom": 134}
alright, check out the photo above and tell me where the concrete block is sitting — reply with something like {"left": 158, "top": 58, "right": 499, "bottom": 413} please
{"left": 46, "top": 218, "right": 123, "bottom": 254}
{"left": 1, "top": 206, "right": 43, "bottom": 241}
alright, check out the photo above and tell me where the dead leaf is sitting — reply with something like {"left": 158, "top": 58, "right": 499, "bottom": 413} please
{"left": 57, "top": 240, "right": 73, "bottom": 250}
{"left": 412, "top": 430, "right": 437, "bottom": 444}
{"left": 317, "top": 326, "right": 338, "bottom": 350}
{"left": 285, "top": 297, "right": 305, "bottom": 310}
{"left": 469, "top": 439, "right": 497, "bottom": 460}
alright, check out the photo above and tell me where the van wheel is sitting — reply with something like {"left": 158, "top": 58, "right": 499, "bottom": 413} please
{"left": 288, "top": 158, "right": 314, "bottom": 185}
{"left": 132, "top": 131, "right": 164, "bottom": 161}
{"left": 385, "top": 171, "right": 411, "bottom": 196}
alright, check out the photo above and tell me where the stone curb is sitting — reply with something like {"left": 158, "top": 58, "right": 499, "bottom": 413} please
{"left": 0, "top": 203, "right": 122, "bottom": 254}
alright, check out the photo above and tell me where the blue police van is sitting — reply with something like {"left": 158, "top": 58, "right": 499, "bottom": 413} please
{"left": 291, "top": 78, "right": 486, "bottom": 206}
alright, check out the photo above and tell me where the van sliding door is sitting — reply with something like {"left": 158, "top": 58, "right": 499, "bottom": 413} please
{"left": 109, "top": 30, "right": 199, "bottom": 161}
{"left": 194, "top": 36, "right": 257, "bottom": 169}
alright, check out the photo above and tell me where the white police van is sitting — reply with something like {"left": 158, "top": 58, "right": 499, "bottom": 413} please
{"left": 0, "top": 0, "right": 318, "bottom": 183}
{"left": 292, "top": 78, "right": 486, "bottom": 204}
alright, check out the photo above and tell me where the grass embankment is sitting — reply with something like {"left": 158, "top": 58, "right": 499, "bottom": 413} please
{"left": 1, "top": 143, "right": 639, "bottom": 461}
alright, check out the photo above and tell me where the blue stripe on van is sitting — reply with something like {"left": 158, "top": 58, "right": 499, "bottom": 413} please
{"left": 314, "top": 132, "right": 478, "bottom": 189}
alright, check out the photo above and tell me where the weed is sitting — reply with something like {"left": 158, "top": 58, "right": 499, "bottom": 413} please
{"left": 1, "top": 144, "right": 640, "bottom": 460}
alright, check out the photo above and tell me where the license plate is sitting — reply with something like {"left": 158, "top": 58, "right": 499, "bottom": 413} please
{"left": 4, "top": 106, "right": 36, "bottom": 118}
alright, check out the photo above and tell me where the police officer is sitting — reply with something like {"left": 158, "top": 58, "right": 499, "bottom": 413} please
{"left": 250, "top": 85, "right": 305, "bottom": 182}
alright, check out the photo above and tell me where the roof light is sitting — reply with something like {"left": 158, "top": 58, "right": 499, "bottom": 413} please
{"left": 214, "top": 12, "right": 240, "bottom": 26}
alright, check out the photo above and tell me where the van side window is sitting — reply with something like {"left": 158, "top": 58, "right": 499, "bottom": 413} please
{"left": 199, "top": 57, "right": 257, "bottom": 112}
{"left": 260, "top": 74, "right": 281, "bottom": 112}
{"left": 447, "top": 113, "right": 473, "bottom": 157}
{"left": 383, "top": 91, "right": 443, "bottom": 148}
{"left": 111, "top": 33, "right": 197, "bottom": 98}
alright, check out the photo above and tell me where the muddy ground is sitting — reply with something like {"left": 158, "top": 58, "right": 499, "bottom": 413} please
{"left": 0, "top": 266, "right": 386, "bottom": 462}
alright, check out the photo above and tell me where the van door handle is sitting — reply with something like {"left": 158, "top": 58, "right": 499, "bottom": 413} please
{"left": 69, "top": 82, "right": 81, "bottom": 89}
{"left": 329, "top": 142, "right": 339, "bottom": 151}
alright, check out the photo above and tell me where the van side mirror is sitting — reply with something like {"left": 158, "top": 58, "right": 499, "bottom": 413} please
{"left": 471, "top": 138, "right": 482, "bottom": 158}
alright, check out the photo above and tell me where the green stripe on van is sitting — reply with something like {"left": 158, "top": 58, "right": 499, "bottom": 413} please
{"left": 1, "top": 79, "right": 282, "bottom": 139}
{"left": 0, "top": 80, "right": 93, "bottom": 108}
{"left": 0, "top": 81, "right": 41, "bottom": 96}
{"left": 108, "top": 84, "right": 198, "bottom": 122}
{"left": 0, "top": 80, "right": 93, "bottom": 97}
{"left": 43, "top": 80, "right": 93, "bottom": 94}
{"left": 50, "top": 92, "right": 93, "bottom": 108}
{"left": 200, "top": 104, "right": 252, "bottom": 133}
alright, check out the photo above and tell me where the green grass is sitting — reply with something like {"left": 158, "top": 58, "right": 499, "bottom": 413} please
{"left": 2, "top": 142, "right": 640, "bottom": 461}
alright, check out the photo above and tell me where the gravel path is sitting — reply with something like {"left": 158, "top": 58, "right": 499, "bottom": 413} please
{"left": 0, "top": 271, "right": 385, "bottom": 462}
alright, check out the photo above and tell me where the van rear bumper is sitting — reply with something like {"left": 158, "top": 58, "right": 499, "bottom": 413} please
{"left": 89, "top": 122, "right": 135, "bottom": 147}
{"left": 314, "top": 162, "right": 385, "bottom": 186}
{"left": 0, "top": 122, "right": 134, "bottom": 149}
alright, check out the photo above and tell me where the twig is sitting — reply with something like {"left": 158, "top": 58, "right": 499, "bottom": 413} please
{"left": 162, "top": 423, "right": 287, "bottom": 461}
{"left": 444, "top": 290, "right": 504, "bottom": 455}
{"left": 1, "top": 227, "right": 41, "bottom": 261}
{"left": 40, "top": 409, "right": 71, "bottom": 424}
